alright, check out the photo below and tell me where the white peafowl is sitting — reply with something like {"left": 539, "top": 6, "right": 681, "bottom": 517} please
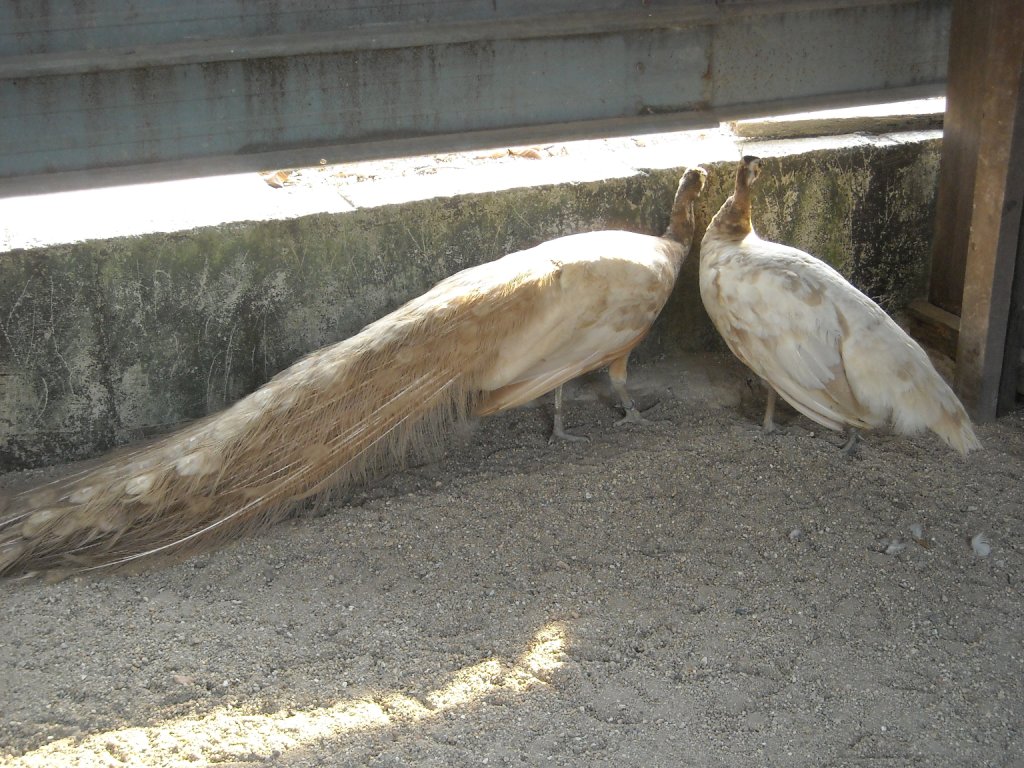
{"left": 699, "top": 156, "right": 980, "bottom": 455}
{"left": 0, "top": 167, "right": 707, "bottom": 576}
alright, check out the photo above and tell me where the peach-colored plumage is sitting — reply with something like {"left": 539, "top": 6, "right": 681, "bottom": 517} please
{"left": 700, "top": 156, "right": 980, "bottom": 455}
{"left": 0, "top": 167, "right": 706, "bottom": 576}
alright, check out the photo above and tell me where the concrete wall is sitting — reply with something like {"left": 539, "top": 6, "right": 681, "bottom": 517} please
{"left": 0, "top": 133, "right": 941, "bottom": 471}
{"left": 1, "top": 1, "right": 949, "bottom": 178}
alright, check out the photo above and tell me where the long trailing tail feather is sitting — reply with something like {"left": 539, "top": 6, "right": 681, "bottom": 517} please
{"left": 0, "top": 266, "right": 537, "bottom": 576}
{"left": 1, "top": 166, "right": 707, "bottom": 577}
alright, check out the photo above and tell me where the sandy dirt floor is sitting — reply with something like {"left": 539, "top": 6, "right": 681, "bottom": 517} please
{"left": 1, "top": 354, "right": 1022, "bottom": 768}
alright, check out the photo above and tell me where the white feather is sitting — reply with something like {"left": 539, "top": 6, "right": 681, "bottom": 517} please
{"left": 700, "top": 158, "right": 981, "bottom": 455}
{"left": 971, "top": 533, "right": 991, "bottom": 557}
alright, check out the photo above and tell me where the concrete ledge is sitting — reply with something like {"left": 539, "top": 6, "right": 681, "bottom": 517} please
{"left": 730, "top": 97, "right": 945, "bottom": 140}
{"left": 0, "top": 125, "right": 943, "bottom": 470}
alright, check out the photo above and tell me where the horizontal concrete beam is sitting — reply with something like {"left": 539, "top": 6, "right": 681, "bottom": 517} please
{"left": 0, "top": 0, "right": 950, "bottom": 179}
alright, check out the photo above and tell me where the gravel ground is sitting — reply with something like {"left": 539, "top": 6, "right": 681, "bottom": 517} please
{"left": 2, "top": 353, "right": 1022, "bottom": 768}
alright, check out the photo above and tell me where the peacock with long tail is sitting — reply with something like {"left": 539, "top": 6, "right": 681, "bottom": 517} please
{"left": 699, "top": 156, "right": 980, "bottom": 455}
{"left": 0, "top": 166, "right": 707, "bottom": 577}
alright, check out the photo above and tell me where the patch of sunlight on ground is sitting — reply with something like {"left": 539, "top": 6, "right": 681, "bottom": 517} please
{"left": 7, "top": 622, "right": 567, "bottom": 768}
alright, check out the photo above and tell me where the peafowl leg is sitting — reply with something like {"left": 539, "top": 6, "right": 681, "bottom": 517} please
{"left": 549, "top": 386, "right": 590, "bottom": 444}
{"left": 762, "top": 384, "right": 784, "bottom": 434}
{"left": 610, "top": 354, "right": 652, "bottom": 427}
{"left": 840, "top": 427, "right": 861, "bottom": 455}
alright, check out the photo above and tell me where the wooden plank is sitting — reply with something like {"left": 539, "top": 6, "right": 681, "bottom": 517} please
{"left": 947, "top": 0, "right": 1024, "bottom": 419}
{"left": 925, "top": 0, "right": 986, "bottom": 315}
{"left": 998, "top": 213, "right": 1024, "bottom": 404}
{"left": 906, "top": 298, "right": 960, "bottom": 361}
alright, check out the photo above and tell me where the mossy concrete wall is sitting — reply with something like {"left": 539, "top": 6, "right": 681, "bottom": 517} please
{"left": 0, "top": 134, "right": 940, "bottom": 471}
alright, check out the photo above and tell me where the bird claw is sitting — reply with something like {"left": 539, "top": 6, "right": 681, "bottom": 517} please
{"left": 614, "top": 405, "right": 654, "bottom": 428}
{"left": 550, "top": 414, "right": 590, "bottom": 444}
{"left": 549, "top": 427, "right": 590, "bottom": 444}
{"left": 840, "top": 429, "right": 862, "bottom": 456}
